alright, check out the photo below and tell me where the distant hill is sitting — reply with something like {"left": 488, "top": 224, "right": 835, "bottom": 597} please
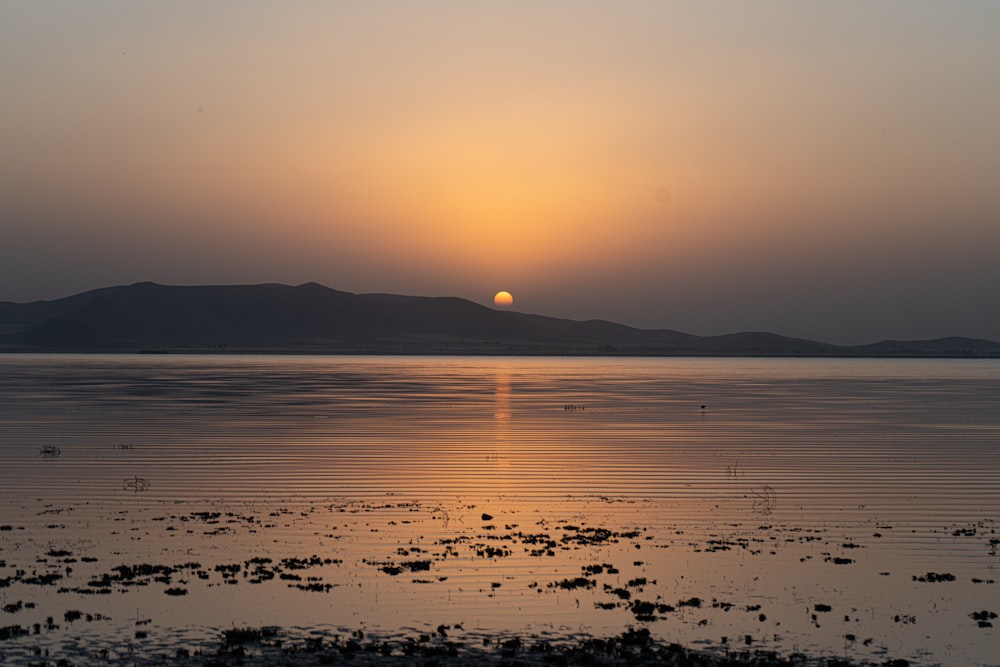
{"left": 1, "top": 282, "right": 998, "bottom": 357}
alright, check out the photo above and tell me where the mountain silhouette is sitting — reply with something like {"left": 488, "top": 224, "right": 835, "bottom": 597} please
{"left": 1, "top": 282, "right": 997, "bottom": 356}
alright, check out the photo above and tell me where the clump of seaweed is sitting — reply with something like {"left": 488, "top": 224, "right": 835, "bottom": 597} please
{"left": 970, "top": 610, "right": 997, "bottom": 628}
{"left": 913, "top": 572, "right": 956, "bottom": 583}
{"left": 548, "top": 577, "right": 596, "bottom": 591}
{"left": 378, "top": 560, "right": 432, "bottom": 576}
{"left": 222, "top": 625, "right": 281, "bottom": 647}
{"left": 0, "top": 624, "right": 31, "bottom": 640}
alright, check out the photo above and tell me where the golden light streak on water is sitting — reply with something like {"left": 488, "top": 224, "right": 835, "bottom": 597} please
{"left": 1, "top": 355, "right": 998, "bottom": 665}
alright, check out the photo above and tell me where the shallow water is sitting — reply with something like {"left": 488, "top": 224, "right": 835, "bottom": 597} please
{"left": 1, "top": 355, "right": 998, "bottom": 665}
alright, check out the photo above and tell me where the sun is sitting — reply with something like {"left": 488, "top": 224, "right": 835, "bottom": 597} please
{"left": 493, "top": 291, "right": 514, "bottom": 308}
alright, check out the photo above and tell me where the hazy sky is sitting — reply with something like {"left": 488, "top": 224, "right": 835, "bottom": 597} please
{"left": 2, "top": 2, "right": 999, "bottom": 344}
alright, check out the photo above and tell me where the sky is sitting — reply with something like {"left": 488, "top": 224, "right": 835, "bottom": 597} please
{"left": 2, "top": 1, "right": 999, "bottom": 345}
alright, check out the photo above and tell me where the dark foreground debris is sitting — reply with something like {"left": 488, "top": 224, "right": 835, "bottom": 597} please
{"left": 26, "top": 625, "right": 911, "bottom": 667}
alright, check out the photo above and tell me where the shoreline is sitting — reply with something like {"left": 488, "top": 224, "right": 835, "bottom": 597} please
{"left": 2, "top": 348, "right": 999, "bottom": 359}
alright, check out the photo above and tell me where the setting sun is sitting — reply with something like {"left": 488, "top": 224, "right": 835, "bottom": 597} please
{"left": 493, "top": 291, "right": 514, "bottom": 308}
{"left": 2, "top": 4, "right": 999, "bottom": 665}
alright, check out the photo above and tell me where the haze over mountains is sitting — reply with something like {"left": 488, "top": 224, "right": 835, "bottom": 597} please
{"left": 1, "top": 282, "right": 998, "bottom": 357}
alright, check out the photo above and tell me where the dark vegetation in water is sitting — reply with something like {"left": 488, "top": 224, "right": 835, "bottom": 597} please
{"left": 2, "top": 623, "right": 913, "bottom": 666}
{"left": 970, "top": 610, "right": 996, "bottom": 628}
{"left": 122, "top": 475, "right": 151, "bottom": 493}
{"left": 912, "top": 572, "right": 956, "bottom": 583}
{"left": 3, "top": 499, "right": 995, "bottom": 666}
{"left": 377, "top": 559, "right": 433, "bottom": 576}
{"left": 264, "top": 625, "right": 908, "bottom": 666}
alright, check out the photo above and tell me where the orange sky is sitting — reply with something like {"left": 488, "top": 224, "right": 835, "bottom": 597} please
{"left": 2, "top": 2, "right": 999, "bottom": 344}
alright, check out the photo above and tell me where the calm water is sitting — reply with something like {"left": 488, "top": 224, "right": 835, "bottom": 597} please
{"left": 1, "top": 355, "right": 998, "bottom": 665}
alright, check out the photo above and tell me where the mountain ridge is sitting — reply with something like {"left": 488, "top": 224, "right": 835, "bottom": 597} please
{"left": 1, "top": 282, "right": 997, "bottom": 357}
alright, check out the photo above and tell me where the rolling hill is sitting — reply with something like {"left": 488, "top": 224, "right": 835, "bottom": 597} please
{"left": 1, "top": 282, "right": 997, "bottom": 357}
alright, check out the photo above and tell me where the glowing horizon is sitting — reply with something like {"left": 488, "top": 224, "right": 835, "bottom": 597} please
{"left": 2, "top": 2, "right": 999, "bottom": 345}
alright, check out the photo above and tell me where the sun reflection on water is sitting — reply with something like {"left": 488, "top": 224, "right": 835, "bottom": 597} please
{"left": 1, "top": 356, "right": 999, "bottom": 666}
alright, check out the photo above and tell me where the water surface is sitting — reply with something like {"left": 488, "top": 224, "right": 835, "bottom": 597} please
{"left": 1, "top": 355, "right": 998, "bottom": 665}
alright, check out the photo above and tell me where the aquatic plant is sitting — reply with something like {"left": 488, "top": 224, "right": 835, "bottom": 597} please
{"left": 913, "top": 572, "right": 956, "bottom": 583}
{"left": 751, "top": 483, "right": 777, "bottom": 515}
{"left": 123, "top": 476, "right": 150, "bottom": 493}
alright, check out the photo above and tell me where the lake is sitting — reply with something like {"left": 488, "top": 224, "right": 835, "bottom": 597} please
{"left": 1, "top": 355, "right": 998, "bottom": 665}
